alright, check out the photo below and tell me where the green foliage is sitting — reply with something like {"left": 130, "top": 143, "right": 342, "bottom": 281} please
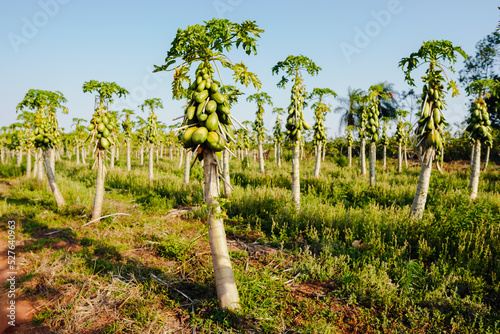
{"left": 247, "top": 92, "right": 273, "bottom": 142}
{"left": 309, "top": 88, "right": 336, "bottom": 148}
{"left": 139, "top": 98, "right": 163, "bottom": 145}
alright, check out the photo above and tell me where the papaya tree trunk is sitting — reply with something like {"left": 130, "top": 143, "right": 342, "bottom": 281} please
{"left": 274, "top": 143, "right": 277, "bottom": 160}
{"left": 404, "top": 145, "right": 408, "bottom": 168}
{"left": 37, "top": 149, "right": 44, "bottom": 180}
{"left": 49, "top": 148, "right": 55, "bottom": 174}
{"left": 43, "top": 149, "right": 66, "bottom": 207}
{"left": 203, "top": 148, "right": 240, "bottom": 310}
{"left": 140, "top": 145, "right": 144, "bottom": 165}
{"left": 0, "top": 147, "right": 4, "bottom": 164}
{"left": 110, "top": 145, "right": 115, "bottom": 169}
{"left": 383, "top": 145, "right": 387, "bottom": 169}
{"left": 292, "top": 142, "right": 301, "bottom": 211}
{"left": 183, "top": 150, "right": 192, "bottom": 184}
{"left": 258, "top": 139, "right": 265, "bottom": 173}
{"left": 32, "top": 150, "right": 38, "bottom": 178}
{"left": 469, "top": 139, "right": 481, "bottom": 200}
{"left": 156, "top": 147, "right": 159, "bottom": 164}
{"left": 76, "top": 144, "right": 80, "bottom": 164}
{"left": 484, "top": 145, "right": 490, "bottom": 172}
{"left": 126, "top": 138, "right": 131, "bottom": 172}
{"left": 149, "top": 144, "right": 154, "bottom": 186}
{"left": 223, "top": 150, "right": 232, "bottom": 197}
{"left": 169, "top": 145, "right": 173, "bottom": 161}
{"left": 369, "top": 142, "right": 376, "bottom": 186}
{"left": 360, "top": 138, "right": 366, "bottom": 176}
{"left": 116, "top": 146, "right": 120, "bottom": 161}
{"left": 277, "top": 143, "right": 281, "bottom": 168}
{"left": 92, "top": 150, "right": 105, "bottom": 221}
{"left": 347, "top": 145, "right": 352, "bottom": 167}
{"left": 26, "top": 148, "right": 32, "bottom": 178}
{"left": 178, "top": 148, "right": 184, "bottom": 169}
{"left": 409, "top": 148, "right": 435, "bottom": 220}
{"left": 16, "top": 149, "right": 22, "bottom": 167}
{"left": 397, "top": 142, "right": 402, "bottom": 173}
{"left": 322, "top": 142, "right": 326, "bottom": 161}
{"left": 314, "top": 142, "right": 322, "bottom": 177}
{"left": 81, "top": 147, "right": 86, "bottom": 165}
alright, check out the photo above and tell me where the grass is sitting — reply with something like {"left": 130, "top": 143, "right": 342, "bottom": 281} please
{"left": 1, "top": 149, "right": 500, "bottom": 333}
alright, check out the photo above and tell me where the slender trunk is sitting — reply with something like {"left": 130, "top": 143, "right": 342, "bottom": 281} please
{"left": 258, "top": 139, "right": 265, "bottom": 173}
{"left": 183, "top": 149, "right": 192, "bottom": 184}
{"left": 126, "top": 138, "right": 131, "bottom": 172}
{"left": 178, "top": 148, "right": 184, "bottom": 169}
{"left": 292, "top": 142, "right": 301, "bottom": 211}
{"left": 383, "top": 145, "right": 387, "bottom": 169}
{"left": 149, "top": 144, "right": 154, "bottom": 186}
{"left": 484, "top": 145, "right": 490, "bottom": 172}
{"left": 203, "top": 148, "right": 240, "bottom": 310}
{"left": 469, "top": 140, "right": 481, "bottom": 200}
{"left": 92, "top": 151, "right": 105, "bottom": 221}
{"left": 17, "top": 149, "right": 22, "bottom": 167}
{"left": 223, "top": 149, "right": 232, "bottom": 197}
{"left": 156, "top": 147, "right": 159, "bottom": 164}
{"left": 81, "top": 147, "right": 86, "bottom": 165}
{"left": 274, "top": 143, "right": 277, "bottom": 160}
{"left": 110, "top": 145, "right": 115, "bottom": 169}
{"left": 314, "top": 142, "right": 322, "bottom": 177}
{"left": 360, "top": 138, "right": 366, "bottom": 176}
{"left": 32, "top": 150, "right": 38, "bottom": 178}
{"left": 404, "top": 145, "right": 408, "bottom": 168}
{"left": 369, "top": 142, "right": 376, "bottom": 186}
{"left": 322, "top": 143, "right": 326, "bottom": 162}
{"left": 116, "top": 146, "right": 120, "bottom": 161}
{"left": 160, "top": 145, "right": 164, "bottom": 159}
{"left": 409, "top": 148, "right": 435, "bottom": 220}
{"left": 169, "top": 145, "right": 173, "bottom": 161}
{"left": 300, "top": 141, "right": 304, "bottom": 160}
{"left": 26, "top": 148, "right": 32, "bottom": 178}
{"left": 43, "top": 149, "right": 66, "bottom": 207}
{"left": 140, "top": 145, "right": 144, "bottom": 165}
{"left": 49, "top": 148, "right": 55, "bottom": 174}
{"left": 76, "top": 144, "right": 80, "bottom": 164}
{"left": 277, "top": 143, "right": 281, "bottom": 168}
{"left": 253, "top": 149, "right": 256, "bottom": 162}
{"left": 397, "top": 142, "right": 402, "bottom": 173}
{"left": 470, "top": 143, "right": 475, "bottom": 166}
{"left": 348, "top": 145, "right": 352, "bottom": 168}
{"left": 37, "top": 149, "right": 44, "bottom": 180}
{"left": 0, "top": 147, "right": 4, "bottom": 164}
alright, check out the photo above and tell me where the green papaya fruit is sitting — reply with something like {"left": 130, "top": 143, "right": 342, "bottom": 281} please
{"left": 196, "top": 90, "right": 209, "bottom": 103}
{"left": 192, "top": 127, "right": 208, "bottom": 145}
{"left": 206, "top": 112, "right": 219, "bottom": 131}
{"left": 211, "top": 92, "right": 225, "bottom": 104}
{"left": 187, "top": 106, "right": 196, "bottom": 120}
{"left": 100, "top": 137, "right": 110, "bottom": 149}
{"left": 206, "top": 100, "right": 217, "bottom": 114}
{"left": 182, "top": 127, "right": 197, "bottom": 148}
{"left": 97, "top": 123, "right": 106, "bottom": 132}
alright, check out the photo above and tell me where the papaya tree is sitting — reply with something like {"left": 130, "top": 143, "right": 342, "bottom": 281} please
{"left": 16, "top": 89, "right": 67, "bottom": 207}
{"left": 394, "top": 110, "right": 409, "bottom": 172}
{"left": 380, "top": 118, "right": 390, "bottom": 169}
{"left": 399, "top": 40, "right": 467, "bottom": 219}
{"left": 357, "top": 93, "right": 369, "bottom": 176}
{"left": 16, "top": 110, "right": 36, "bottom": 177}
{"left": 247, "top": 92, "right": 272, "bottom": 173}
{"left": 153, "top": 18, "right": 262, "bottom": 310}
{"left": 272, "top": 55, "right": 321, "bottom": 211}
{"left": 346, "top": 126, "right": 354, "bottom": 167}
{"left": 365, "top": 84, "right": 392, "bottom": 186}
{"left": 139, "top": 98, "right": 162, "bottom": 185}
{"left": 465, "top": 79, "right": 498, "bottom": 200}
{"left": 121, "top": 109, "right": 135, "bottom": 172}
{"left": 309, "top": 88, "right": 336, "bottom": 177}
{"left": 107, "top": 110, "right": 120, "bottom": 169}
{"left": 83, "top": 80, "right": 128, "bottom": 220}
{"left": 272, "top": 107, "right": 285, "bottom": 168}
{"left": 72, "top": 118, "right": 88, "bottom": 164}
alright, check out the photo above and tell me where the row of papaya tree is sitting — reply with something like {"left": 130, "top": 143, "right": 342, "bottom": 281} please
{"left": 2, "top": 19, "right": 499, "bottom": 310}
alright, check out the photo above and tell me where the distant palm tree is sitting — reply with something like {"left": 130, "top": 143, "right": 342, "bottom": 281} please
{"left": 335, "top": 87, "right": 364, "bottom": 130}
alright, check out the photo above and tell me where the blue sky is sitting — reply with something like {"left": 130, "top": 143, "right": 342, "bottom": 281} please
{"left": 1, "top": 0, "right": 498, "bottom": 137}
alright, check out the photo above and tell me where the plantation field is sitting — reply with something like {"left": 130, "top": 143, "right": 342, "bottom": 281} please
{"left": 1, "top": 153, "right": 500, "bottom": 333}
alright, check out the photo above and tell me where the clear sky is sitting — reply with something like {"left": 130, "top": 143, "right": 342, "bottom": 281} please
{"left": 1, "top": 0, "right": 498, "bottom": 138}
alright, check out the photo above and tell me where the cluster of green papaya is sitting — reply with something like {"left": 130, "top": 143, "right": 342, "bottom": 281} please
{"left": 365, "top": 101, "right": 380, "bottom": 142}
{"left": 254, "top": 106, "right": 266, "bottom": 142}
{"left": 122, "top": 115, "right": 132, "bottom": 137}
{"left": 88, "top": 113, "right": 116, "bottom": 150}
{"left": 380, "top": 122, "right": 389, "bottom": 147}
{"left": 394, "top": 119, "right": 405, "bottom": 143}
{"left": 273, "top": 115, "right": 284, "bottom": 145}
{"left": 147, "top": 112, "right": 159, "bottom": 144}
{"left": 32, "top": 116, "right": 60, "bottom": 148}
{"left": 180, "top": 62, "right": 233, "bottom": 153}
{"left": 466, "top": 98, "right": 493, "bottom": 142}
{"left": 345, "top": 128, "right": 354, "bottom": 147}
{"left": 285, "top": 79, "right": 310, "bottom": 141}
{"left": 417, "top": 76, "right": 446, "bottom": 150}
{"left": 312, "top": 108, "right": 326, "bottom": 145}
